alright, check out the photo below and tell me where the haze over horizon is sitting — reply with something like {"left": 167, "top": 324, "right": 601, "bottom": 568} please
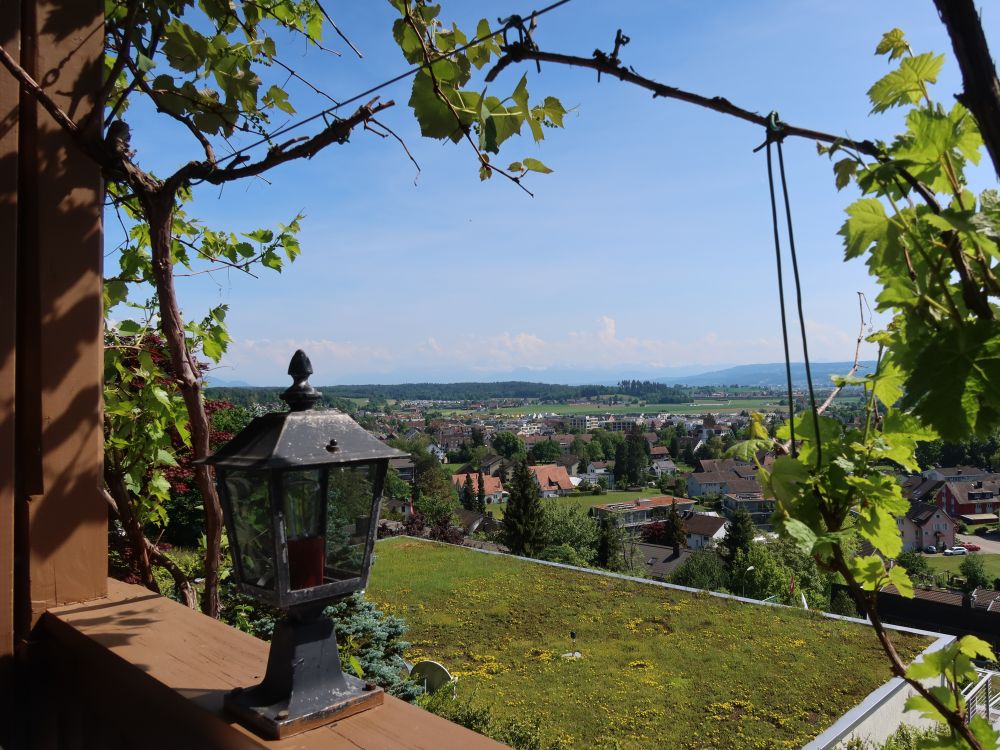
{"left": 108, "top": 2, "right": 997, "bottom": 388}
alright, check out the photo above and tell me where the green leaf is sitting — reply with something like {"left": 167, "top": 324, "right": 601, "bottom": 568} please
{"left": 875, "top": 28, "right": 909, "bottom": 60}
{"left": 867, "top": 53, "right": 943, "bottom": 113}
{"left": 900, "top": 321, "right": 1000, "bottom": 440}
{"left": 265, "top": 85, "right": 295, "bottom": 115}
{"left": 347, "top": 654, "right": 364, "bottom": 678}
{"left": 766, "top": 455, "right": 808, "bottom": 505}
{"left": 162, "top": 21, "right": 210, "bottom": 74}
{"left": 833, "top": 158, "right": 858, "bottom": 190}
{"left": 886, "top": 564, "right": 913, "bottom": 598}
{"left": 725, "top": 438, "right": 773, "bottom": 461}
{"left": 839, "top": 199, "right": 889, "bottom": 260}
{"left": 156, "top": 449, "right": 179, "bottom": 467}
{"left": 958, "top": 634, "right": 996, "bottom": 662}
{"left": 847, "top": 554, "right": 887, "bottom": 591}
{"left": 872, "top": 357, "right": 905, "bottom": 407}
{"left": 522, "top": 158, "right": 553, "bottom": 174}
{"left": 781, "top": 518, "right": 817, "bottom": 554}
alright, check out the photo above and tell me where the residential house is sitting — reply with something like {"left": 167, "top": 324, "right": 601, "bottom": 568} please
{"left": 555, "top": 454, "right": 581, "bottom": 477}
{"left": 722, "top": 494, "right": 775, "bottom": 528}
{"left": 651, "top": 458, "right": 678, "bottom": 477}
{"left": 636, "top": 543, "right": 692, "bottom": 581}
{"left": 650, "top": 446, "right": 671, "bottom": 460}
{"left": 451, "top": 472, "right": 509, "bottom": 505}
{"left": 590, "top": 496, "right": 696, "bottom": 530}
{"left": 898, "top": 502, "right": 957, "bottom": 552}
{"left": 428, "top": 443, "right": 448, "bottom": 462}
{"left": 922, "top": 465, "right": 990, "bottom": 482}
{"left": 580, "top": 461, "right": 616, "bottom": 489}
{"left": 933, "top": 476, "right": 1000, "bottom": 525}
{"left": 529, "top": 465, "right": 575, "bottom": 497}
{"left": 900, "top": 475, "right": 944, "bottom": 504}
{"left": 683, "top": 513, "right": 728, "bottom": 550}
{"left": 389, "top": 456, "right": 415, "bottom": 483}
{"left": 564, "top": 415, "right": 601, "bottom": 431}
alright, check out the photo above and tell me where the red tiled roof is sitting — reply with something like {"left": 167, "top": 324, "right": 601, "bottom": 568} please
{"left": 592, "top": 495, "right": 694, "bottom": 513}
{"left": 529, "top": 464, "right": 574, "bottom": 491}
{"left": 451, "top": 473, "right": 506, "bottom": 496}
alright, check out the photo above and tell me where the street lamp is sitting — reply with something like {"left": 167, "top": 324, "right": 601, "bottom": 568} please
{"left": 743, "top": 565, "right": 755, "bottom": 598}
{"left": 200, "top": 350, "right": 407, "bottom": 739}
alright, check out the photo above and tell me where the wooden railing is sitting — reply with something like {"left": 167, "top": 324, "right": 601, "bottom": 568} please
{"left": 37, "top": 579, "right": 508, "bottom": 750}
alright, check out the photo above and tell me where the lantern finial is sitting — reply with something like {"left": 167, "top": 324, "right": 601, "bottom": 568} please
{"left": 281, "top": 350, "right": 321, "bottom": 411}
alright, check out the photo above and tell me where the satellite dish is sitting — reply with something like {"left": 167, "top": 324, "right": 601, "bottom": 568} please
{"left": 410, "top": 660, "right": 453, "bottom": 694}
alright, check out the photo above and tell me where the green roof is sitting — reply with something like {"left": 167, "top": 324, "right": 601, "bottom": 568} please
{"left": 368, "top": 538, "right": 930, "bottom": 750}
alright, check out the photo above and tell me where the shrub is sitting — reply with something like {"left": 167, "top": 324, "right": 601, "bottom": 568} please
{"left": 420, "top": 691, "right": 557, "bottom": 750}
{"left": 829, "top": 589, "right": 859, "bottom": 618}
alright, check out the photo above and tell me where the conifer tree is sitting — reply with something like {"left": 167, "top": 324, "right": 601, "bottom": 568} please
{"left": 503, "top": 460, "right": 545, "bottom": 557}
{"left": 462, "top": 473, "right": 476, "bottom": 511}
{"left": 720, "top": 507, "right": 756, "bottom": 574}
{"left": 476, "top": 472, "right": 487, "bottom": 513}
{"left": 665, "top": 500, "right": 686, "bottom": 555}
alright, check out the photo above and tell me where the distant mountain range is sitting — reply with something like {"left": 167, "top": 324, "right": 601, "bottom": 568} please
{"left": 658, "top": 362, "right": 876, "bottom": 388}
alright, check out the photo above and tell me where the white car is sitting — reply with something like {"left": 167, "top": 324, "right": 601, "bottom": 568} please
{"left": 943, "top": 546, "right": 968, "bottom": 556}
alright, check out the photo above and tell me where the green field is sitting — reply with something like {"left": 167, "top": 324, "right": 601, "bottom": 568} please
{"left": 368, "top": 538, "right": 928, "bottom": 750}
{"left": 925, "top": 553, "right": 1000, "bottom": 580}
{"left": 484, "top": 490, "right": 669, "bottom": 520}
{"left": 441, "top": 398, "right": 787, "bottom": 418}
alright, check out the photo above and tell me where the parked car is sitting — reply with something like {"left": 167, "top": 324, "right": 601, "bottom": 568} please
{"left": 943, "top": 546, "right": 969, "bottom": 556}
{"left": 960, "top": 542, "right": 982, "bottom": 551}
{"left": 923, "top": 545, "right": 938, "bottom": 554}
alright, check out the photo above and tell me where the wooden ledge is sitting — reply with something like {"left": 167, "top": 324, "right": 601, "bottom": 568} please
{"left": 41, "top": 579, "right": 507, "bottom": 750}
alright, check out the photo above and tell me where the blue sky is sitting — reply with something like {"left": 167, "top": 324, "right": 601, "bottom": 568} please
{"left": 109, "top": 1, "right": 999, "bottom": 385}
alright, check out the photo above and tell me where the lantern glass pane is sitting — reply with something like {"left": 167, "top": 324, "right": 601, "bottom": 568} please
{"left": 283, "top": 469, "right": 325, "bottom": 590}
{"left": 324, "top": 464, "right": 375, "bottom": 581}
{"left": 224, "top": 469, "right": 274, "bottom": 589}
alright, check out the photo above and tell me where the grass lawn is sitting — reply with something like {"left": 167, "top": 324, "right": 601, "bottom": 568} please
{"left": 484, "top": 490, "right": 666, "bottom": 520}
{"left": 924, "top": 552, "right": 1000, "bottom": 580}
{"left": 368, "top": 538, "right": 929, "bottom": 750}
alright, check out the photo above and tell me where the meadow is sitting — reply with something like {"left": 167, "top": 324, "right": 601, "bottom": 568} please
{"left": 483, "top": 489, "right": 698, "bottom": 520}
{"left": 441, "top": 398, "right": 787, "bottom": 418}
{"left": 367, "top": 538, "right": 929, "bottom": 750}
{"left": 925, "top": 552, "right": 1000, "bottom": 580}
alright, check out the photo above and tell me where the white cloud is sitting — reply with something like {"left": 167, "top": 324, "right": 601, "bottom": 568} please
{"left": 218, "top": 316, "right": 871, "bottom": 383}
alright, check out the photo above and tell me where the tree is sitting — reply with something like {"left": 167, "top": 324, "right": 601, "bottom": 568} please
{"left": 491, "top": 431, "right": 525, "bottom": 459}
{"left": 0, "top": 0, "right": 564, "bottom": 618}
{"left": 470, "top": 427, "right": 486, "bottom": 448}
{"left": 540, "top": 501, "right": 599, "bottom": 564}
{"left": 959, "top": 555, "right": 990, "bottom": 592}
{"left": 719, "top": 508, "right": 755, "bottom": 574}
{"left": 502, "top": 460, "right": 545, "bottom": 557}
{"left": 414, "top": 460, "right": 458, "bottom": 528}
{"left": 731, "top": 544, "right": 784, "bottom": 600}
{"left": 896, "top": 551, "right": 933, "bottom": 586}
{"left": 671, "top": 551, "right": 727, "bottom": 591}
{"left": 528, "top": 439, "right": 562, "bottom": 464}
{"left": 642, "top": 501, "right": 686, "bottom": 554}
{"left": 385, "top": 467, "right": 411, "bottom": 502}
{"left": 476, "top": 472, "right": 487, "bottom": 514}
{"left": 462, "top": 473, "right": 476, "bottom": 511}
{"left": 570, "top": 437, "right": 592, "bottom": 464}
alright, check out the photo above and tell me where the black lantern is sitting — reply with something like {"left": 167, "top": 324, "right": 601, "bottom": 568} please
{"left": 200, "top": 350, "right": 407, "bottom": 738}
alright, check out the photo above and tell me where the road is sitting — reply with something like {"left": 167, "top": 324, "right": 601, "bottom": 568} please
{"left": 956, "top": 531, "right": 1000, "bottom": 555}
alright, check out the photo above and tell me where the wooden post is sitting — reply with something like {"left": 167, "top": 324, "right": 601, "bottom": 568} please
{"left": 0, "top": 0, "right": 105, "bottom": 744}
{"left": 0, "top": 4, "right": 21, "bottom": 748}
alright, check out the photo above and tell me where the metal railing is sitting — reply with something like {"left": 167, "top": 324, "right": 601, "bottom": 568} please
{"left": 962, "top": 669, "right": 999, "bottom": 726}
